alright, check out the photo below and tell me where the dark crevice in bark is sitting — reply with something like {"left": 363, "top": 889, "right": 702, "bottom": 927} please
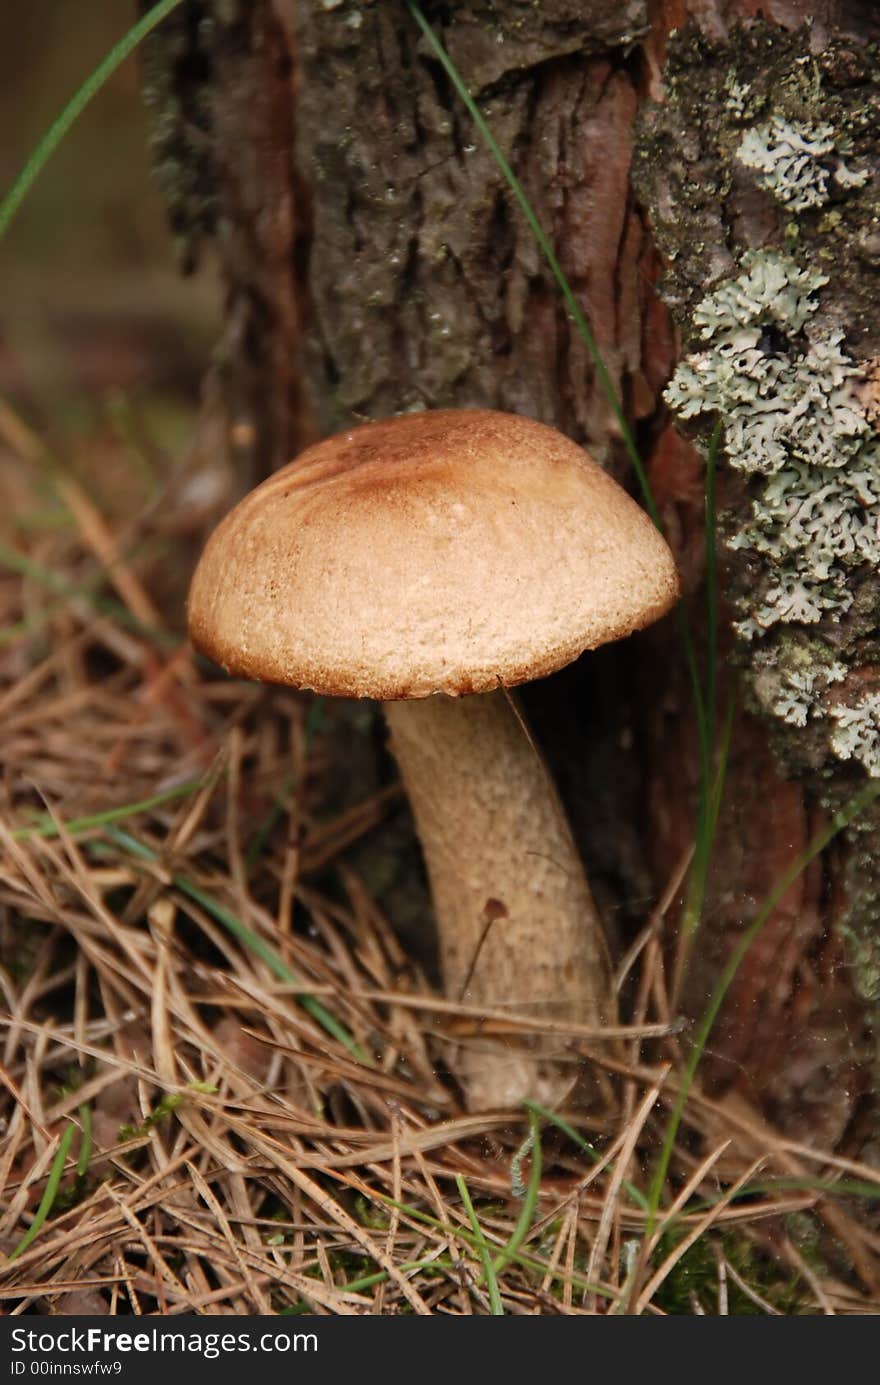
{"left": 418, "top": 54, "right": 459, "bottom": 118}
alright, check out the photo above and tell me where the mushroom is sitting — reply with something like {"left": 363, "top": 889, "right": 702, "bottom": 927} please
{"left": 188, "top": 409, "right": 679, "bottom": 1110}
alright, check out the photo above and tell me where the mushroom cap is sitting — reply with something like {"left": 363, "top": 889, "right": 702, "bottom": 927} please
{"left": 188, "top": 409, "right": 680, "bottom": 699}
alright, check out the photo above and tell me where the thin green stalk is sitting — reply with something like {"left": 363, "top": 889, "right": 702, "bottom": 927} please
{"left": 0, "top": 540, "right": 77, "bottom": 594}
{"left": 101, "top": 826, "right": 369, "bottom": 1064}
{"left": 76, "top": 1104, "right": 93, "bottom": 1179}
{"left": 708, "top": 682, "right": 737, "bottom": 846}
{"left": 686, "top": 1176, "right": 880, "bottom": 1217}
{"left": 13, "top": 778, "right": 206, "bottom": 843}
{"left": 524, "top": 1100, "right": 650, "bottom": 1212}
{"left": 703, "top": 421, "right": 722, "bottom": 752}
{"left": 456, "top": 1174, "right": 504, "bottom": 1314}
{"left": 406, "top": 1, "right": 656, "bottom": 527}
{"left": 680, "top": 688, "right": 736, "bottom": 962}
{"left": 406, "top": 3, "right": 716, "bottom": 913}
{"left": 493, "top": 1110, "right": 542, "bottom": 1273}
{"left": 297, "top": 1232, "right": 652, "bottom": 1304}
{"left": 678, "top": 422, "right": 725, "bottom": 946}
{"left": 379, "top": 1191, "right": 615, "bottom": 1300}
{"left": 338, "top": 1255, "right": 455, "bottom": 1296}
{"left": 245, "top": 773, "right": 295, "bottom": 876}
{"left": 677, "top": 604, "right": 709, "bottom": 767}
{"left": 8, "top": 1124, "right": 76, "bottom": 1262}
{"left": 645, "top": 773, "right": 880, "bottom": 1234}
{"left": 0, "top": 537, "right": 179, "bottom": 651}
{"left": 0, "top": 0, "right": 185, "bottom": 242}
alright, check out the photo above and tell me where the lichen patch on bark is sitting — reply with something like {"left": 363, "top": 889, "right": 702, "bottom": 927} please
{"left": 636, "top": 16, "right": 880, "bottom": 1098}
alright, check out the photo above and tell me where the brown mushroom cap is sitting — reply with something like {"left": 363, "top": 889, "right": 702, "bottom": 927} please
{"left": 188, "top": 409, "right": 680, "bottom": 700}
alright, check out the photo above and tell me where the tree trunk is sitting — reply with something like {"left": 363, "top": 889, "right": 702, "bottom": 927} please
{"left": 145, "top": 0, "right": 880, "bottom": 1151}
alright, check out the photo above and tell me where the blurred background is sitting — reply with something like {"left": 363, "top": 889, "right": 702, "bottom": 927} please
{"left": 1, "top": 1, "right": 218, "bottom": 423}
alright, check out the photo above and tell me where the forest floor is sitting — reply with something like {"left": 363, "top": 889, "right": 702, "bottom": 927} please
{"left": 3, "top": 391, "right": 880, "bottom": 1316}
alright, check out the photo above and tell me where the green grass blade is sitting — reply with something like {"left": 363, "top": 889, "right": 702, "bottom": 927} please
{"left": 0, "top": 537, "right": 181, "bottom": 651}
{"left": 679, "top": 420, "right": 725, "bottom": 943}
{"left": 0, "top": 540, "right": 76, "bottom": 594}
{"left": 8, "top": 1123, "right": 76, "bottom": 1262}
{"left": 406, "top": 3, "right": 717, "bottom": 934}
{"left": 679, "top": 415, "right": 726, "bottom": 947}
{"left": 703, "top": 422, "right": 722, "bottom": 751}
{"left": 338, "top": 1255, "right": 453, "bottom": 1296}
{"left": 645, "top": 773, "right": 880, "bottom": 1233}
{"left": 245, "top": 772, "right": 295, "bottom": 876}
{"left": 524, "top": 1100, "right": 650, "bottom": 1212}
{"left": 0, "top": 0, "right": 185, "bottom": 243}
{"left": 684, "top": 1176, "right": 880, "bottom": 1218}
{"left": 456, "top": 1174, "right": 504, "bottom": 1314}
{"left": 406, "top": 1, "right": 656, "bottom": 527}
{"left": 493, "top": 1109, "right": 542, "bottom": 1272}
{"left": 379, "top": 1191, "right": 615, "bottom": 1300}
{"left": 707, "top": 681, "right": 736, "bottom": 848}
{"left": 13, "top": 778, "right": 207, "bottom": 843}
{"left": 76, "top": 1104, "right": 93, "bottom": 1179}
{"left": 102, "top": 825, "right": 369, "bottom": 1064}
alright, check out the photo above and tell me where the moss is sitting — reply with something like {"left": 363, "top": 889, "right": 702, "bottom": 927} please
{"left": 653, "top": 1229, "right": 808, "bottom": 1315}
{"left": 841, "top": 916, "right": 880, "bottom": 1003}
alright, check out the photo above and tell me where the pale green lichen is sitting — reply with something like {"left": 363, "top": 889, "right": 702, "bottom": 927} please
{"left": 830, "top": 693, "right": 880, "bottom": 777}
{"left": 724, "top": 73, "right": 764, "bottom": 124}
{"left": 668, "top": 257, "right": 870, "bottom": 479}
{"left": 665, "top": 246, "right": 880, "bottom": 771}
{"left": 737, "top": 115, "right": 868, "bottom": 212}
{"left": 665, "top": 249, "right": 880, "bottom": 639}
{"left": 753, "top": 645, "right": 846, "bottom": 728}
{"left": 725, "top": 78, "right": 751, "bottom": 119}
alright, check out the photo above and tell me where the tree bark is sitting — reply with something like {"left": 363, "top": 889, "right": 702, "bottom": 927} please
{"left": 145, "top": 0, "right": 880, "bottom": 1150}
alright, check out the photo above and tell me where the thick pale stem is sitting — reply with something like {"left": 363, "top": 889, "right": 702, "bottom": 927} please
{"left": 384, "top": 690, "right": 615, "bottom": 1110}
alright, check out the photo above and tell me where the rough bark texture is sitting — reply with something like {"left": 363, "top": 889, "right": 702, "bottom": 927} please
{"left": 143, "top": 0, "right": 669, "bottom": 478}
{"left": 637, "top": 2, "right": 880, "bottom": 1150}
{"left": 142, "top": 0, "right": 312, "bottom": 486}
{"left": 292, "top": 1, "right": 657, "bottom": 453}
{"left": 386, "top": 692, "right": 613, "bottom": 1110}
{"left": 145, "top": 0, "right": 880, "bottom": 1149}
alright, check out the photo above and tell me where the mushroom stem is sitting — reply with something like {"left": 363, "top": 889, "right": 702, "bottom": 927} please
{"left": 384, "top": 689, "right": 615, "bottom": 1110}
